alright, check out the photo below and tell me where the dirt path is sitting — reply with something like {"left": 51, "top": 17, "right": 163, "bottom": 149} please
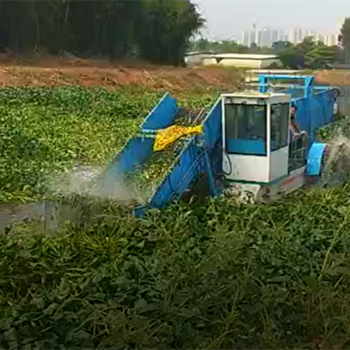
{"left": 0, "top": 57, "right": 241, "bottom": 91}
{"left": 0, "top": 56, "right": 346, "bottom": 90}
{"left": 315, "top": 70, "right": 350, "bottom": 86}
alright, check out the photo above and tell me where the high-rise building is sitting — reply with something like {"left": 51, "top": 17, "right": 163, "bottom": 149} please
{"left": 324, "top": 34, "right": 338, "bottom": 46}
{"left": 249, "top": 30, "right": 257, "bottom": 46}
{"left": 278, "top": 31, "right": 288, "bottom": 42}
{"left": 287, "top": 29, "right": 293, "bottom": 43}
{"left": 237, "top": 26, "right": 339, "bottom": 48}
{"left": 241, "top": 31, "right": 250, "bottom": 46}
{"left": 257, "top": 28, "right": 272, "bottom": 47}
{"left": 295, "top": 28, "right": 304, "bottom": 43}
{"left": 240, "top": 26, "right": 258, "bottom": 47}
{"left": 270, "top": 29, "right": 279, "bottom": 46}
{"left": 304, "top": 29, "right": 314, "bottom": 39}
{"left": 317, "top": 34, "right": 326, "bottom": 44}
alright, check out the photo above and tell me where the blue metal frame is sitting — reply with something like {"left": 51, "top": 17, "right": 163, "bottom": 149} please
{"left": 306, "top": 142, "right": 327, "bottom": 176}
{"left": 99, "top": 92, "right": 222, "bottom": 218}
{"left": 258, "top": 74, "right": 337, "bottom": 177}
{"left": 134, "top": 97, "right": 222, "bottom": 216}
{"left": 141, "top": 92, "right": 178, "bottom": 131}
{"left": 258, "top": 74, "right": 315, "bottom": 98}
{"left": 102, "top": 136, "right": 154, "bottom": 181}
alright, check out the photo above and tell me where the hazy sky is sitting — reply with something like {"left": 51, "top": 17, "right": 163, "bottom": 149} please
{"left": 195, "top": 0, "right": 350, "bottom": 40}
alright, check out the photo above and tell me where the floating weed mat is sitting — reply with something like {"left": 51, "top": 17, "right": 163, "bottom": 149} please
{"left": 2, "top": 183, "right": 350, "bottom": 349}
{"left": 0, "top": 86, "right": 160, "bottom": 203}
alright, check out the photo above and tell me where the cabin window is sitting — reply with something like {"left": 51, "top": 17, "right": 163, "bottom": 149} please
{"left": 225, "top": 103, "right": 267, "bottom": 156}
{"left": 270, "top": 103, "right": 289, "bottom": 151}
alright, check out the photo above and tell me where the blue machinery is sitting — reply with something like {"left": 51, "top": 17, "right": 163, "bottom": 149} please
{"left": 102, "top": 75, "right": 340, "bottom": 216}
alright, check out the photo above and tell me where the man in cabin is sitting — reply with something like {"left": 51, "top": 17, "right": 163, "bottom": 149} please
{"left": 289, "top": 105, "right": 301, "bottom": 138}
{"left": 289, "top": 104, "right": 308, "bottom": 154}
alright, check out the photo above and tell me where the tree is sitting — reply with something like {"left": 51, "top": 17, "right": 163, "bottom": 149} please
{"left": 187, "top": 34, "right": 341, "bottom": 70}
{"left": 304, "top": 43, "right": 339, "bottom": 69}
{"left": 250, "top": 42, "right": 258, "bottom": 52}
{"left": 340, "top": 18, "right": 350, "bottom": 63}
{"left": 271, "top": 41, "right": 293, "bottom": 51}
{"left": 291, "top": 37, "right": 339, "bottom": 69}
{"left": 0, "top": 0, "right": 204, "bottom": 65}
{"left": 219, "top": 40, "right": 248, "bottom": 53}
{"left": 188, "top": 38, "right": 211, "bottom": 52}
{"left": 296, "top": 37, "right": 316, "bottom": 54}
{"left": 136, "top": 0, "right": 203, "bottom": 65}
{"left": 278, "top": 47, "right": 304, "bottom": 69}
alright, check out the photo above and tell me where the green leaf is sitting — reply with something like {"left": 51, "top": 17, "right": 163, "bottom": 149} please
{"left": 266, "top": 275, "right": 290, "bottom": 283}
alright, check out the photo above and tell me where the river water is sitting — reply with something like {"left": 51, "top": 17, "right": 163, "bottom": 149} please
{"left": 0, "top": 165, "right": 134, "bottom": 233}
{"left": 0, "top": 200, "right": 97, "bottom": 233}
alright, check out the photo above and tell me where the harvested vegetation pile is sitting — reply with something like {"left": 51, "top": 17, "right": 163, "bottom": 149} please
{"left": 2, "top": 186, "right": 350, "bottom": 349}
{"left": 124, "top": 107, "right": 212, "bottom": 203}
{"left": 0, "top": 87, "right": 215, "bottom": 203}
{"left": 124, "top": 145, "right": 180, "bottom": 203}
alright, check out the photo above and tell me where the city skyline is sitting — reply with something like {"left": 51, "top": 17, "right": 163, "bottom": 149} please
{"left": 238, "top": 26, "right": 339, "bottom": 48}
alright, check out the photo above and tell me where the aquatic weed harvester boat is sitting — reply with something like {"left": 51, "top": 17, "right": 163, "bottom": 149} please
{"left": 98, "top": 74, "right": 341, "bottom": 217}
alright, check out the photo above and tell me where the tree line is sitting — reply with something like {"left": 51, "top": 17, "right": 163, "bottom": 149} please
{"left": 189, "top": 38, "right": 343, "bottom": 69}
{"left": 0, "top": 0, "right": 203, "bottom": 65}
{"left": 189, "top": 19, "right": 350, "bottom": 70}
{"left": 1, "top": 1, "right": 350, "bottom": 69}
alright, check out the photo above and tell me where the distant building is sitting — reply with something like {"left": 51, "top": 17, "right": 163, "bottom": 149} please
{"left": 304, "top": 29, "right": 315, "bottom": 39}
{"left": 270, "top": 29, "right": 279, "bottom": 46}
{"left": 294, "top": 28, "right": 304, "bottom": 43}
{"left": 286, "top": 28, "right": 338, "bottom": 46}
{"left": 286, "top": 27, "right": 305, "bottom": 44}
{"left": 239, "top": 26, "right": 338, "bottom": 47}
{"left": 258, "top": 28, "right": 271, "bottom": 47}
{"left": 184, "top": 51, "right": 214, "bottom": 66}
{"left": 240, "top": 30, "right": 257, "bottom": 47}
{"left": 185, "top": 53, "right": 283, "bottom": 69}
{"left": 323, "top": 34, "right": 338, "bottom": 46}
{"left": 241, "top": 31, "right": 250, "bottom": 47}
{"left": 278, "top": 31, "right": 288, "bottom": 42}
{"left": 317, "top": 34, "right": 326, "bottom": 43}
{"left": 250, "top": 30, "right": 258, "bottom": 46}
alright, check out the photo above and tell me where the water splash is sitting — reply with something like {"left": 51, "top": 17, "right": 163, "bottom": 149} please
{"left": 321, "top": 135, "right": 350, "bottom": 187}
{"left": 47, "top": 165, "right": 134, "bottom": 204}
{"left": 1, "top": 166, "right": 136, "bottom": 233}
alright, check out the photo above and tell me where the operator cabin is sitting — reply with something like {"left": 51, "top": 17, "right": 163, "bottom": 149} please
{"left": 221, "top": 92, "right": 306, "bottom": 188}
